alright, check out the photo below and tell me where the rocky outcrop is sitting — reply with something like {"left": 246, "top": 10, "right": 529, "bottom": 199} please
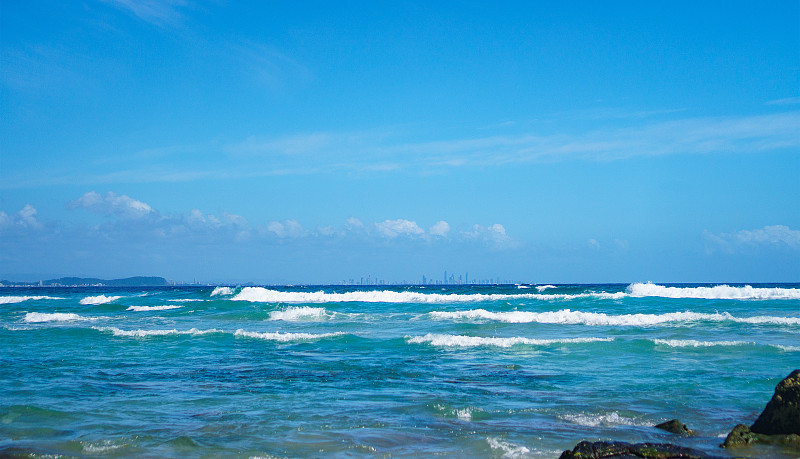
{"left": 654, "top": 419, "right": 695, "bottom": 436}
{"left": 723, "top": 424, "right": 800, "bottom": 449}
{"left": 750, "top": 369, "right": 800, "bottom": 435}
{"left": 722, "top": 369, "right": 800, "bottom": 452}
{"left": 558, "top": 440, "right": 721, "bottom": 459}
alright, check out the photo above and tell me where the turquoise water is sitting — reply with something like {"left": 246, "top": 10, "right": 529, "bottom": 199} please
{"left": 1, "top": 283, "right": 798, "bottom": 457}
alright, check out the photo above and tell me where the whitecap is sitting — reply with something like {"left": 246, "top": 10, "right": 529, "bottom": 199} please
{"left": 231, "top": 286, "right": 625, "bottom": 304}
{"left": 430, "top": 309, "right": 800, "bottom": 326}
{"left": 559, "top": 411, "right": 649, "bottom": 428}
{"left": 535, "top": 285, "right": 557, "bottom": 292}
{"left": 627, "top": 282, "right": 800, "bottom": 300}
{"left": 95, "top": 327, "right": 222, "bottom": 337}
{"left": 486, "top": 437, "right": 530, "bottom": 458}
{"left": 268, "top": 306, "right": 331, "bottom": 321}
{"left": 24, "top": 312, "right": 95, "bottom": 323}
{"left": 0, "top": 295, "right": 62, "bottom": 304}
{"left": 234, "top": 329, "right": 345, "bottom": 342}
{"left": 210, "top": 286, "right": 234, "bottom": 296}
{"left": 654, "top": 339, "right": 800, "bottom": 351}
{"left": 126, "top": 305, "right": 182, "bottom": 312}
{"left": 80, "top": 295, "right": 122, "bottom": 305}
{"left": 406, "top": 333, "right": 612, "bottom": 348}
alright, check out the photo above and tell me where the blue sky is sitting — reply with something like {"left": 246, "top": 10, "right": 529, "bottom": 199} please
{"left": 1, "top": 1, "right": 799, "bottom": 284}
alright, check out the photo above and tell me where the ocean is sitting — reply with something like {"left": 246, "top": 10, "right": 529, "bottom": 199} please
{"left": 1, "top": 283, "right": 798, "bottom": 458}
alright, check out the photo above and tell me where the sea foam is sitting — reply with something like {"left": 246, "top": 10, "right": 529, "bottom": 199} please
{"left": 627, "top": 283, "right": 800, "bottom": 300}
{"left": 126, "top": 305, "right": 183, "bottom": 312}
{"left": 231, "top": 287, "right": 624, "bottom": 304}
{"left": 80, "top": 295, "right": 122, "bottom": 305}
{"left": 95, "top": 327, "right": 222, "bottom": 337}
{"left": 0, "top": 296, "right": 62, "bottom": 304}
{"left": 406, "top": 334, "right": 613, "bottom": 348}
{"left": 234, "top": 329, "right": 345, "bottom": 341}
{"left": 430, "top": 309, "right": 800, "bottom": 326}
{"left": 268, "top": 306, "right": 331, "bottom": 321}
{"left": 24, "top": 312, "right": 95, "bottom": 323}
{"left": 210, "top": 286, "right": 234, "bottom": 296}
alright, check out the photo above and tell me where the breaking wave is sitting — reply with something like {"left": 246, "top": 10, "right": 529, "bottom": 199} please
{"left": 268, "top": 306, "right": 331, "bottom": 321}
{"left": 126, "top": 305, "right": 183, "bottom": 312}
{"left": 80, "top": 295, "right": 122, "bottom": 305}
{"left": 231, "top": 287, "right": 624, "bottom": 304}
{"left": 406, "top": 334, "right": 613, "bottom": 348}
{"left": 0, "top": 296, "right": 62, "bottom": 304}
{"left": 653, "top": 339, "right": 799, "bottom": 351}
{"left": 430, "top": 309, "right": 800, "bottom": 326}
{"left": 233, "top": 330, "right": 346, "bottom": 341}
{"left": 559, "top": 411, "right": 650, "bottom": 428}
{"left": 95, "top": 327, "right": 222, "bottom": 337}
{"left": 210, "top": 286, "right": 234, "bottom": 297}
{"left": 627, "top": 283, "right": 800, "bottom": 300}
{"left": 24, "top": 312, "right": 95, "bottom": 323}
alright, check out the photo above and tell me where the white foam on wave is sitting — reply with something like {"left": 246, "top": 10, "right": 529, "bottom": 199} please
{"left": 430, "top": 309, "right": 800, "bottom": 326}
{"left": 0, "top": 295, "right": 62, "bottom": 304}
{"left": 24, "top": 312, "right": 95, "bottom": 323}
{"left": 536, "top": 285, "right": 557, "bottom": 292}
{"left": 268, "top": 306, "right": 331, "bottom": 321}
{"left": 210, "top": 286, "right": 234, "bottom": 296}
{"left": 627, "top": 282, "right": 800, "bottom": 300}
{"left": 126, "top": 305, "right": 182, "bottom": 312}
{"left": 407, "top": 333, "right": 613, "bottom": 348}
{"left": 654, "top": 339, "right": 800, "bottom": 351}
{"left": 231, "top": 286, "right": 624, "bottom": 304}
{"left": 80, "top": 295, "right": 122, "bottom": 305}
{"left": 560, "top": 411, "right": 649, "bottom": 428}
{"left": 234, "top": 329, "right": 345, "bottom": 342}
{"left": 168, "top": 299, "right": 204, "bottom": 302}
{"left": 486, "top": 437, "right": 530, "bottom": 458}
{"left": 95, "top": 327, "right": 222, "bottom": 337}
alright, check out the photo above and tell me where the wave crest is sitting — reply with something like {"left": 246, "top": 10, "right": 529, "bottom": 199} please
{"left": 95, "top": 327, "right": 222, "bottom": 337}
{"left": 430, "top": 309, "right": 800, "bottom": 326}
{"left": 234, "top": 329, "right": 345, "bottom": 341}
{"left": 627, "top": 283, "right": 800, "bottom": 300}
{"left": 126, "top": 305, "right": 182, "bottom": 312}
{"left": 80, "top": 295, "right": 122, "bottom": 305}
{"left": 231, "top": 287, "right": 624, "bottom": 304}
{"left": 0, "top": 296, "right": 62, "bottom": 304}
{"left": 210, "top": 286, "right": 234, "bottom": 297}
{"left": 406, "top": 333, "right": 613, "bottom": 348}
{"left": 268, "top": 306, "right": 331, "bottom": 321}
{"left": 24, "top": 312, "right": 94, "bottom": 323}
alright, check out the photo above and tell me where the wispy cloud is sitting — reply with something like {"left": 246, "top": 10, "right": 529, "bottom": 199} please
{"left": 0, "top": 205, "right": 43, "bottom": 231}
{"left": 104, "top": 0, "right": 188, "bottom": 27}
{"left": 4, "top": 111, "right": 797, "bottom": 189}
{"left": 705, "top": 225, "right": 800, "bottom": 253}
{"left": 766, "top": 96, "right": 800, "bottom": 106}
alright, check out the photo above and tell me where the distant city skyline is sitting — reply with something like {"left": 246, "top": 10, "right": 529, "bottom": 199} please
{"left": 1, "top": 1, "right": 798, "bottom": 283}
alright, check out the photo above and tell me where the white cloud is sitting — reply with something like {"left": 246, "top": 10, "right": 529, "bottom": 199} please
{"left": 429, "top": 221, "right": 450, "bottom": 237}
{"left": 69, "top": 191, "right": 153, "bottom": 219}
{"left": 705, "top": 225, "right": 800, "bottom": 252}
{"left": 0, "top": 205, "right": 42, "bottom": 230}
{"left": 375, "top": 219, "right": 425, "bottom": 238}
{"left": 263, "top": 219, "right": 306, "bottom": 239}
{"left": 106, "top": 0, "right": 187, "bottom": 27}
{"left": 461, "top": 223, "right": 515, "bottom": 248}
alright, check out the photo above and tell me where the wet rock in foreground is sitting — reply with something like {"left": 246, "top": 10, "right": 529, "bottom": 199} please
{"left": 750, "top": 369, "right": 800, "bottom": 436}
{"left": 558, "top": 440, "right": 722, "bottom": 459}
{"left": 655, "top": 419, "right": 696, "bottom": 436}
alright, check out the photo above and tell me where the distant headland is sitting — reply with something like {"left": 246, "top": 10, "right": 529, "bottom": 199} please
{"left": 0, "top": 276, "right": 170, "bottom": 287}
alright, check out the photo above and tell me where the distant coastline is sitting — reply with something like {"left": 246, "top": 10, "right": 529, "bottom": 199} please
{"left": 0, "top": 276, "right": 170, "bottom": 287}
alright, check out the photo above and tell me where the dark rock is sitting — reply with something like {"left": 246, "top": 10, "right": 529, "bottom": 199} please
{"left": 655, "top": 419, "right": 696, "bottom": 436}
{"left": 722, "top": 423, "right": 800, "bottom": 450}
{"left": 750, "top": 369, "right": 800, "bottom": 435}
{"left": 558, "top": 440, "right": 722, "bottom": 458}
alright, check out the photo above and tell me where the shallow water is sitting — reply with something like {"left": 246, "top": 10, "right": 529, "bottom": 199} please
{"left": 1, "top": 283, "right": 798, "bottom": 457}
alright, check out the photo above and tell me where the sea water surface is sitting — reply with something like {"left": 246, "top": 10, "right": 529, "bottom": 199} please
{"left": 1, "top": 283, "right": 799, "bottom": 458}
